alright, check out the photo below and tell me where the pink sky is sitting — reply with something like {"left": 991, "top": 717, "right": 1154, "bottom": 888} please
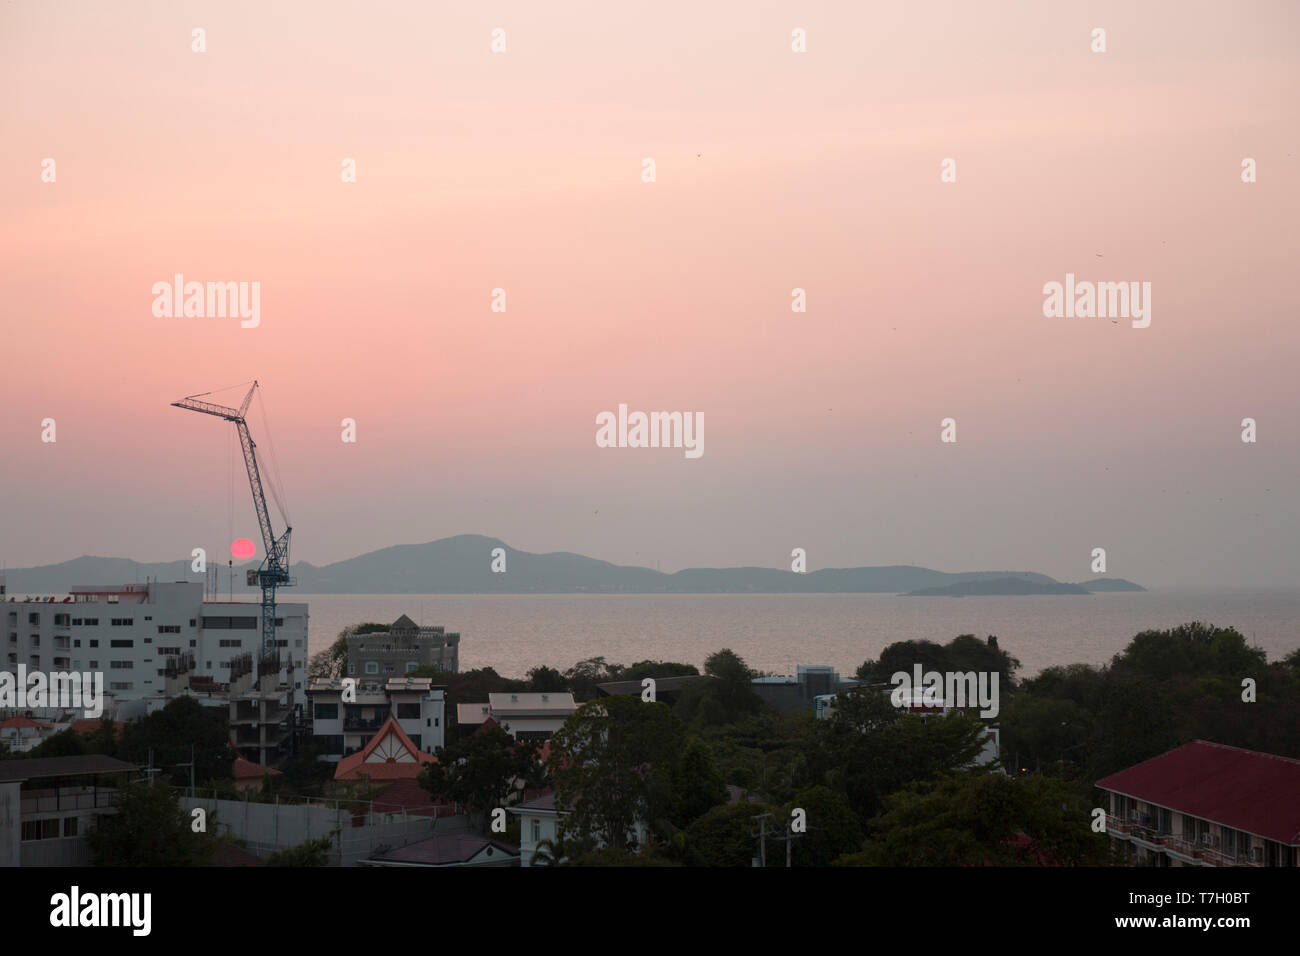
{"left": 2, "top": 1, "right": 1298, "bottom": 587}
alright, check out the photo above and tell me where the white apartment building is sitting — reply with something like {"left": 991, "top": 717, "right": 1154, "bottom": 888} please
{"left": 3, "top": 581, "right": 309, "bottom": 715}
{"left": 307, "top": 676, "right": 446, "bottom": 762}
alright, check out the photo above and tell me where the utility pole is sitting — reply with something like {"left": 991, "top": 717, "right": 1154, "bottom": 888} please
{"left": 752, "top": 812, "right": 771, "bottom": 867}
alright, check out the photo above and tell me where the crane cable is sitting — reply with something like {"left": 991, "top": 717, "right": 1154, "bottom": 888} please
{"left": 255, "top": 386, "right": 291, "bottom": 529}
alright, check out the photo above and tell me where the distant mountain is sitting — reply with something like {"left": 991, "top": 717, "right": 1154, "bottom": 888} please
{"left": 0, "top": 535, "right": 1144, "bottom": 595}
{"left": 1075, "top": 578, "right": 1147, "bottom": 592}
{"left": 904, "top": 577, "right": 1091, "bottom": 596}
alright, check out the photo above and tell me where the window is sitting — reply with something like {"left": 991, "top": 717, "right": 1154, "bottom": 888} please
{"left": 158, "top": 647, "right": 181, "bottom": 656}
{"left": 314, "top": 703, "right": 339, "bottom": 720}
{"left": 144, "top": 616, "right": 151, "bottom": 621}
{"left": 89, "top": 640, "right": 98, "bottom": 648}
{"left": 532, "top": 819, "right": 541, "bottom": 843}
{"left": 30, "top": 635, "right": 39, "bottom": 647}
{"left": 72, "top": 619, "right": 82, "bottom": 626}
{"left": 203, "top": 616, "right": 256, "bottom": 629}
{"left": 109, "top": 682, "right": 133, "bottom": 691}
{"left": 110, "top": 639, "right": 133, "bottom": 648}
{"left": 73, "top": 639, "right": 81, "bottom": 648}
{"left": 110, "top": 661, "right": 134, "bottom": 669}
{"left": 219, "top": 640, "right": 242, "bottom": 648}
{"left": 189, "top": 640, "right": 197, "bottom": 647}
{"left": 110, "top": 618, "right": 134, "bottom": 627}
{"left": 21, "top": 819, "right": 60, "bottom": 841}
{"left": 384, "top": 664, "right": 395, "bottom": 673}
{"left": 406, "top": 662, "right": 418, "bottom": 673}
{"left": 365, "top": 662, "right": 378, "bottom": 674}
{"left": 397, "top": 703, "right": 420, "bottom": 719}
{"left": 28, "top": 613, "right": 39, "bottom": 625}
{"left": 54, "top": 613, "right": 70, "bottom": 627}
{"left": 143, "top": 638, "right": 152, "bottom": 644}
{"left": 83, "top": 618, "right": 99, "bottom": 626}
{"left": 88, "top": 661, "right": 98, "bottom": 668}
{"left": 189, "top": 619, "right": 196, "bottom": 627}
{"left": 63, "top": 817, "right": 78, "bottom": 837}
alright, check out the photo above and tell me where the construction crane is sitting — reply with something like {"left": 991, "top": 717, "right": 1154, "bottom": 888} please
{"left": 172, "top": 381, "right": 293, "bottom": 660}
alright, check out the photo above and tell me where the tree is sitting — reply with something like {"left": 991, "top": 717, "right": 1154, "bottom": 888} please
{"left": 807, "top": 687, "right": 991, "bottom": 821}
{"left": 526, "top": 665, "right": 567, "bottom": 692}
{"left": 88, "top": 779, "right": 219, "bottom": 866}
{"left": 563, "top": 657, "right": 622, "bottom": 702}
{"left": 550, "top": 695, "right": 685, "bottom": 851}
{"left": 787, "top": 785, "right": 863, "bottom": 866}
{"left": 686, "top": 801, "right": 780, "bottom": 867}
{"left": 118, "top": 696, "right": 233, "bottom": 784}
{"left": 619, "top": 660, "right": 699, "bottom": 682}
{"left": 266, "top": 834, "right": 334, "bottom": 866}
{"left": 843, "top": 773, "right": 1115, "bottom": 866}
{"left": 25, "top": 728, "right": 86, "bottom": 759}
{"left": 857, "top": 634, "right": 1020, "bottom": 689}
{"left": 675, "top": 649, "right": 762, "bottom": 727}
{"left": 419, "top": 724, "right": 543, "bottom": 831}
{"left": 669, "top": 737, "right": 728, "bottom": 827}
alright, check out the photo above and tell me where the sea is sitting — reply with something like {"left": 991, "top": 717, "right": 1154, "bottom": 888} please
{"left": 299, "top": 590, "right": 1300, "bottom": 680}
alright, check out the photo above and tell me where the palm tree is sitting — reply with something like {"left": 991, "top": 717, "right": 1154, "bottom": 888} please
{"left": 529, "top": 836, "right": 568, "bottom": 867}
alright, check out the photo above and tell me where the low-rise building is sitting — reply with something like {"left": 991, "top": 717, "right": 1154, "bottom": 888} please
{"left": 1096, "top": 740, "right": 1300, "bottom": 867}
{"left": 0, "top": 754, "right": 139, "bottom": 866}
{"left": 362, "top": 833, "right": 519, "bottom": 867}
{"left": 484, "top": 692, "right": 577, "bottom": 742}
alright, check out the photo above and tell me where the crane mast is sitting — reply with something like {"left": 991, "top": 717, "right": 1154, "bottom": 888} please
{"left": 172, "top": 381, "right": 293, "bottom": 660}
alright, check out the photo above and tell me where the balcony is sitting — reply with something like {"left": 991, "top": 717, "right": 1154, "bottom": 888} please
{"left": 21, "top": 787, "right": 121, "bottom": 814}
{"left": 343, "top": 717, "right": 388, "bottom": 733}
{"left": 1162, "top": 835, "right": 1262, "bottom": 867}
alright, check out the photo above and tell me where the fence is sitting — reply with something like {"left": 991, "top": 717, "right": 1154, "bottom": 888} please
{"left": 179, "top": 788, "right": 467, "bottom": 866}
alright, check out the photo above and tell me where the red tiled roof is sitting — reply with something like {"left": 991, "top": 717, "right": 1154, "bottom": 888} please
{"left": 472, "top": 716, "right": 500, "bottom": 736}
{"left": 1096, "top": 740, "right": 1300, "bottom": 845}
{"left": 334, "top": 715, "right": 438, "bottom": 781}
{"left": 232, "top": 756, "right": 283, "bottom": 781}
{"left": 70, "top": 719, "right": 124, "bottom": 737}
{"left": 371, "top": 779, "right": 445, "bottom": 818}
{"left": 0, "top": 716, "right": 53, "bottom": 730}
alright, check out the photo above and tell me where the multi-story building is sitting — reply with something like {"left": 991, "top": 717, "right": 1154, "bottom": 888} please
{"left": 3, "top": 581, "right": 309, "bottom": 714}
{"left": 346, "top": 615, "right": 458, "bottom": 678}
{"left": 1097, "top": 740, "right": 1300, "bottom": 867}
{"left": 307, "top": 676, "right": 446, "bottom": 762}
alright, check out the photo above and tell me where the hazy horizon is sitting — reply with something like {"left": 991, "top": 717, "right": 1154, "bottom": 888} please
{"left": 3, "top": 1, "right": 1298, "bottom": 589}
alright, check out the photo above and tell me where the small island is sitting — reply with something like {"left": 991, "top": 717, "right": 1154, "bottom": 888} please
{"left": 903, "top": 576, "right": 1145, "bottom": 596}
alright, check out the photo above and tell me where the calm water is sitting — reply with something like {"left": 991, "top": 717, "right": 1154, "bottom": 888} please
{"left": 298, "top": 590, "right": 1300, "bottom": 680}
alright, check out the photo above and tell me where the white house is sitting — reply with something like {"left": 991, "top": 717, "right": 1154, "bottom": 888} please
{"left": 483, "top": 692, "right": 576, "bottom": 742}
